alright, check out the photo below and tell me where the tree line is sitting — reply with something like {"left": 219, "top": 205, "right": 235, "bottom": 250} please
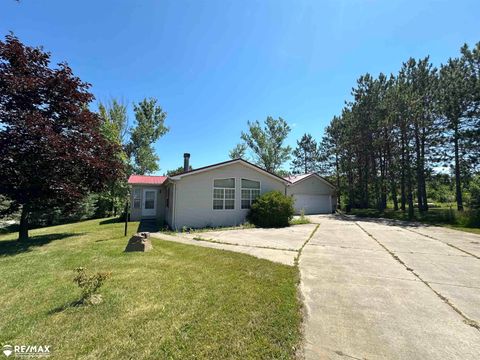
{"left": 231, "top": 42, "right": 480, "bottom": 219}
{"left": 2, "top": 34, "right": 478, "bottom": 239}
{"left": 319, "top": 42, "right": 479, "bottom": 216}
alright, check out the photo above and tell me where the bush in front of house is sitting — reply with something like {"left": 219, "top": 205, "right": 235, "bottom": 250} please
{"left": 247, "top": 191, "right": 294, "bottom": 228}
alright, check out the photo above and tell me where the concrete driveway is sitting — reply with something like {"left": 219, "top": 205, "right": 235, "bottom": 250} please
{"left": 302, "top": 215, "right": 480, "bottom": 359}
{"left": 152, "top": 215, "right": 480, "bottom": 358}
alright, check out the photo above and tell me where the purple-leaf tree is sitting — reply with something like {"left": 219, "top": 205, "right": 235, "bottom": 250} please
{"left": 0, "top": 34, "right": 125, "bottom": 241}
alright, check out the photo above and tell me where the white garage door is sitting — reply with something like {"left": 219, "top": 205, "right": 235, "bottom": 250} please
{"left": 293, "top": 194, "right": 332, "bottom": 215}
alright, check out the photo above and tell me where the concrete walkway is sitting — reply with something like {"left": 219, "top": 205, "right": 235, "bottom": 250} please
{"left": 301, "top": 215, "right": 480, "bottom": 359}
{"left": 150, "top": 223, "right": 317, "bottom": 266}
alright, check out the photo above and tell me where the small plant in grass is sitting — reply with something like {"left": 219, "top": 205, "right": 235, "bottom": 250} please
{"left": 242, "top": 222, "right": 256, "bottom": 229}
{"left": 73, "top": 267, "right": 111, "bottom": 305}
{"left": 290, "top": 209, "right": 310, "bottom": 225}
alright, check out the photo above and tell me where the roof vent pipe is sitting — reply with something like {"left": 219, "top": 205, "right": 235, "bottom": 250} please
{"left": 183, "top": 153, "right": 190, "bottom": 172}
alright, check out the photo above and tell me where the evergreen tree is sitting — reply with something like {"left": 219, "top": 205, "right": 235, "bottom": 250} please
{"left": 437, "top": 55, "right": 476, "bottom": 210}
{"left": 317, "top": 41, "right": 480, "bottom": 218}
{"left": 291, "top": 133, "right": 320, "bottom": 174}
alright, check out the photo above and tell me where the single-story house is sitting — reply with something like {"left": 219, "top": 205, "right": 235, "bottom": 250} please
{"left": 128, "top": 154, "right": 336, "bottom": 229}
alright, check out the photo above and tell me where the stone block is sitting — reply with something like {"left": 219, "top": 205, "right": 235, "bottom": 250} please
{"left": 125, "top": 232, "right": 152, "bottom": 252}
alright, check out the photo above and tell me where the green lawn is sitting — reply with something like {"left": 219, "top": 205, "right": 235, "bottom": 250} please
{"left": 347, "top": 207, "right": 480, "bottom": 235}
{"left": 0, "top": 219, "right": 301, "bottom": 359}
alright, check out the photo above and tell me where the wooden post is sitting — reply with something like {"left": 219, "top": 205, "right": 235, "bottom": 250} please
{"left": 124, "top": 200, "right": 129, "bottom": 237}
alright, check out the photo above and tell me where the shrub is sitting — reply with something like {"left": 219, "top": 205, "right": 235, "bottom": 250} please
{"left": 247, "top": 191, "right": 294, "bottom": 228}
{"left": 73, "top": 267, "right": 111, "bottom": 305}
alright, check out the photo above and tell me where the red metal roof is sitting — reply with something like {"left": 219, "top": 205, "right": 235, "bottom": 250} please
{"left": 128, "top": 175, "right": 168, "bottom": 185}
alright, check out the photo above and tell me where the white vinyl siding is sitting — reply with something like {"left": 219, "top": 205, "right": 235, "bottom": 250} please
{"left": 170, "top": 161, "right": 286, "bottom": 229}
{"left": 129, "top": 185, "right": 166, "bottom": 222}
{"left": 213, "top": 178, "right": 235, "bottom": 210}
{"left": 241, "top": 179, "right": 261, "bottom": 209}
{"left": 286, "top": 175, "right": 336, "bottom": 214}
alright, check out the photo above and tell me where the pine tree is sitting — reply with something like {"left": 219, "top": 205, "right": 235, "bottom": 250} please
{"left": 291, "top": 133, "right": 320, "bottom": 174}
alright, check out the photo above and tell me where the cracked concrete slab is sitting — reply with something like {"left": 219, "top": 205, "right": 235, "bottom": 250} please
{"left": 308, "top": 224, "right": 381, "bottom": 251}
{"left": 301, "top": 215, "right": 480, "bottom": 359}
{"left": 181, "top": 223, "right": 316, "bottom": 251}
{"left": 150, "top": 232, "right": 298, "bottom": 266}
{"left": 358, "top": 220, "right": 480, "bottom": 327}
{"left": 404, "top": 225, "right": 480, "bottom": 258}
{"left": 150, "top": 223, "right": 317, "bottom": 266}
{"left": 396, "top": 252, "right": 480, "bottom": 287}
{"left": 361, "top": 226, "right": 462, "bottom": 256}
{"left": 430, "top": 282, "right": 480, "bottom": 324}
{"left": 303, "top": 245, "right": 414, "bottom": 281}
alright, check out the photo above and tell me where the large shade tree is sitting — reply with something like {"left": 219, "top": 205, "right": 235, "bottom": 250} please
{"left": 240, "top": 116, "right": 292, "bottom": 173}
{"left": 127, "top": 98, "right": 169, "bottom": 175}
{"left": 97, "top": 97, "right": 169, "bottom": 214}
{"left": 0, "top": 35, "right": 125, "bottom": 240}
{"left": 228, "top": 143, "right": 247, "bottom": 160}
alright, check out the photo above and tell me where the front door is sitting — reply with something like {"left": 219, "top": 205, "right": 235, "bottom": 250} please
{"left": 142, "top": 189, "right": 157, "bottom": 217}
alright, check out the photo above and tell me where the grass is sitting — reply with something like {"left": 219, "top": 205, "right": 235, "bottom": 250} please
{"left": 180, "top": 222, "right": 256, "bottom": 234}
{"left": 0, "top": 218, "right": 302, "bottom": 359}
{"left": 347, "top": 207, "right": 480, "bottom": 235}
{"left": 290, "top": 216, "right": 311, "bottom": 226}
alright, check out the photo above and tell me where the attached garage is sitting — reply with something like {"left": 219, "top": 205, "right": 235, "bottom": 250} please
{"left": 286, "top": 173, "right": 336, "bottom": 215}
{"left": 291, "top": 194, "right": 333, "bottom": 214}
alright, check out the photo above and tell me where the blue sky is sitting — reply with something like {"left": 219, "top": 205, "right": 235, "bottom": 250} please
{"left": 1, "top": 0, "right": 479, "bottom": 174}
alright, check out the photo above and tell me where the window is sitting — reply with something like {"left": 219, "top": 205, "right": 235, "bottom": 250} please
{"left": 166, "top": 186, "right": 170, "bottom": 208}
{"left": 241, "top": 179, "right": 260, "bottom": 209}
{"left": 144, "top": 191, "right": 155, "bottom": 209}
{"left": 213, "top": 178, "right": 235, "bottom": 210}
{"left": 133, "top": 188, "right": 141, "bottom": 209}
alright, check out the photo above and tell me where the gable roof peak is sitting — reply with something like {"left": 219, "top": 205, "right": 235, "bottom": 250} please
{"left": 169, "top": 158, "right": 289, "bottom": 184}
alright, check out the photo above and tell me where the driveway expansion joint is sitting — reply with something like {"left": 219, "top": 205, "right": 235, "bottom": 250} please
{"left": 294, "top": 224, "right": 319, "bottom": 266}
{"left": 191, "top": 236, "right": 297, "bottom": 252}
{"left": 355, "top": 221, "right": 480, "bottom": 332}
{"left": 403, "top": 227, "right": 480, "bottom": 260}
